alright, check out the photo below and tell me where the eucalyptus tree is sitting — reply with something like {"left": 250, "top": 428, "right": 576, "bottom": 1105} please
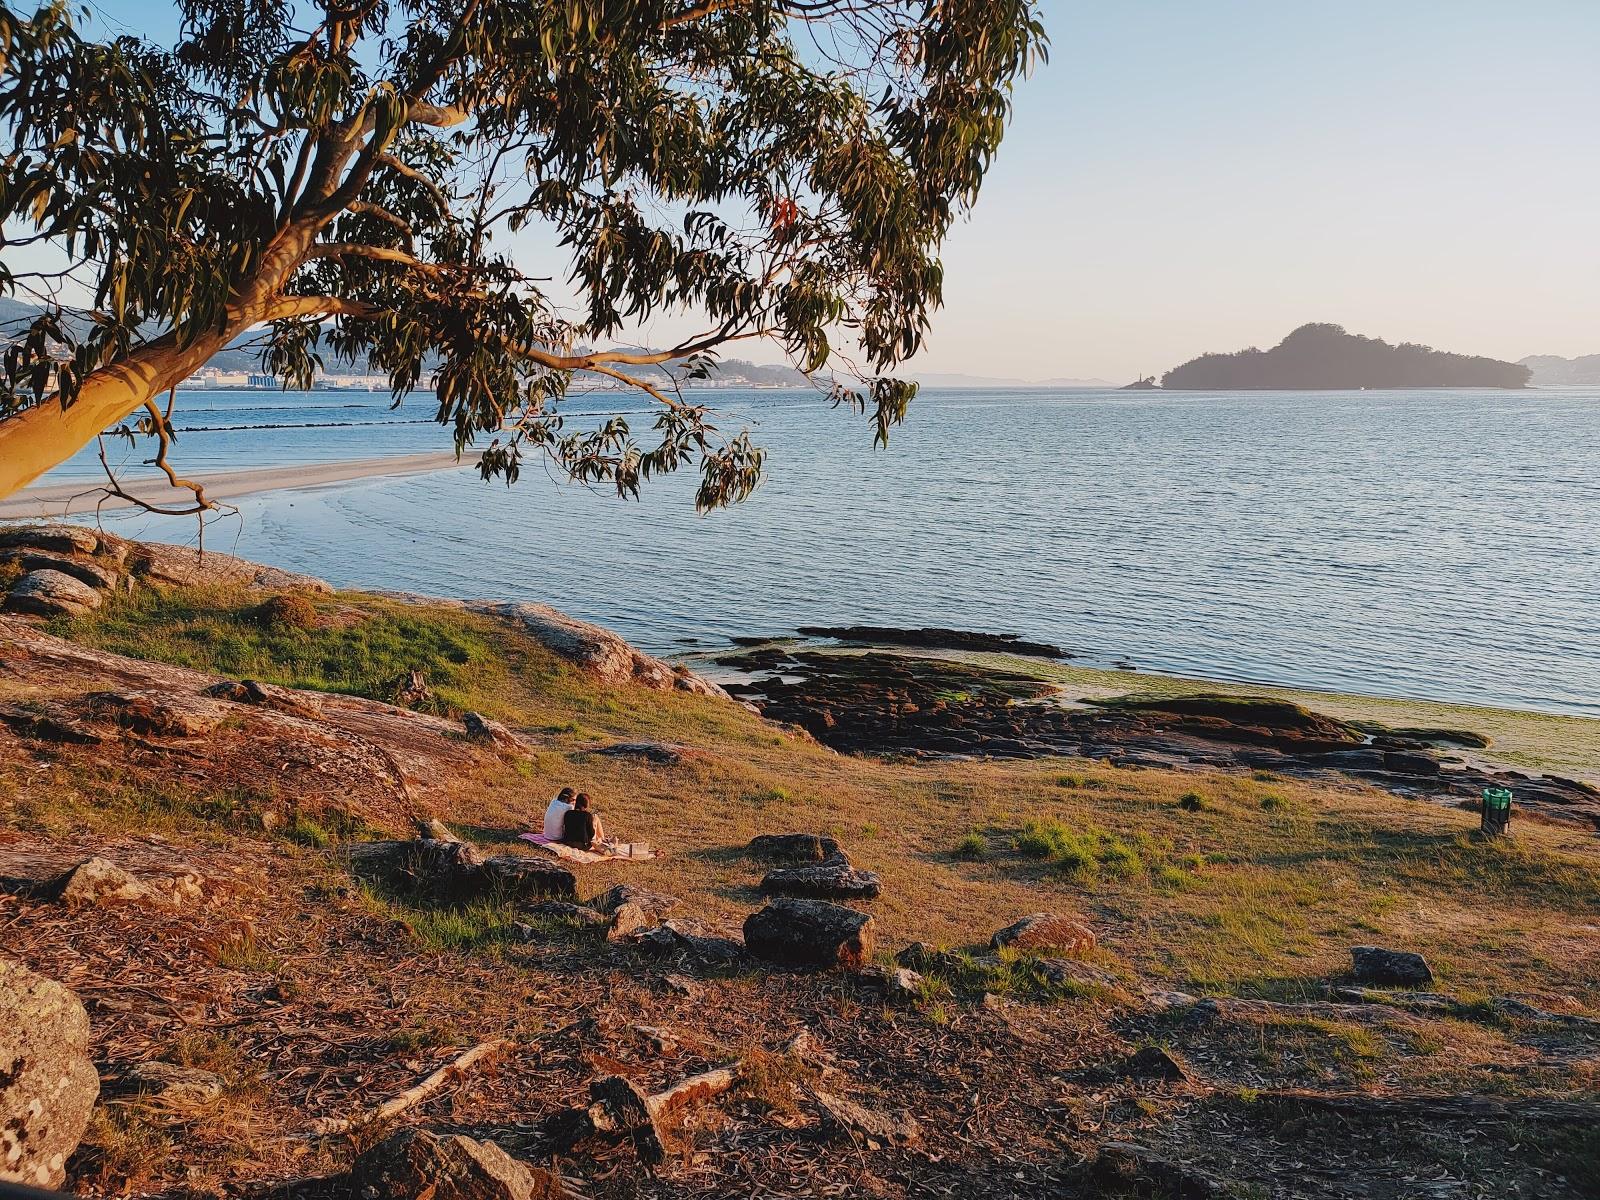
{"left": 0, "top": 0, "right": 1044, "bottom": 512}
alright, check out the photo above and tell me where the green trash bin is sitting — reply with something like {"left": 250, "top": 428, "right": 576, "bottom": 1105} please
{"left": 1481, "top": 787, "right": 1512, "bottom": 837}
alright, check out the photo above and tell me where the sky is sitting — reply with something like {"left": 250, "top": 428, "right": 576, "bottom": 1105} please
{"left": 40, "top": 1, "right": 1600, "bottom": 381}
{"left": 920, "top": 0, "right": 1600, "bottom": 381}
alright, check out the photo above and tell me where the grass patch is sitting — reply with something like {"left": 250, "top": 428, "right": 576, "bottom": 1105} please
{"left": 1011, "top": 818, "right": 1184, "bottom": 885}
{"left": 911, "top": 947, "right": 1114, "bottom": 1006}
{"left": 49, "top": 586, "right": 514, "bottom": 715}
{"left": 954, "top": 831, "right": 990, "bottom": 860}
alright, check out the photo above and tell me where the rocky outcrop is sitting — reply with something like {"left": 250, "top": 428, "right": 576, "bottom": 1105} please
{"left": 0, "top": 523, "right": 328, "bottom": 622}
{"left": 0, "top": 523, "right": 101, "bottom": 557}
{"left": 744, "top": 898, "right": 875, "bottom": 970}
{"left": 1351, "top": 946, "right": 1433, "bottom": 987}
{"left": 4, "top": 569, "right": 102, "bottom": 616}
{"left": 87, "top": 689, "right": 229, "bottom": 738}
{"left": 796, "top": 624, "right": 1070, "bottom": 659}
{"left": 351, "top": 1128, "right": 566, "bottom": 1200}
{"left": 0, "top": 616, "right": 522, "bottom": 832}
{"left": 0, "top": 958, "right": 100, "bottom": 1188}
{"left": 123, "top": 539, "right": 330, "bottom": 592}
{"left": 467, "top": 601, "right": 725, "bottom": 697}
{"left": 990, "top": 913, "right": 1098, "bottom": 957}
{"left": 721, "top": 647, "right": 1600, "bottom": 829}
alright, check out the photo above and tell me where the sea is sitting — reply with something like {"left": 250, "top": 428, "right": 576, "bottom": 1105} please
{"left": 38, "top": 385, "right": 1600, "bottom": 717}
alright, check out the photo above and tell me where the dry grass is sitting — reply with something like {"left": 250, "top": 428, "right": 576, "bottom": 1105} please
{"left": 6, "top": 587, "right": 1600, "bottom": 1197}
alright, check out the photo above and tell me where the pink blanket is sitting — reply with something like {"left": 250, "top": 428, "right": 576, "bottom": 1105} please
{"left": 519, "top": 833, "right": 661, "bottom": 864}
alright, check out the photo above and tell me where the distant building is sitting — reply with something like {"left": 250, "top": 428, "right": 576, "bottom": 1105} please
{"left": 247, "top": 374, "right": 277, "bottom": 388}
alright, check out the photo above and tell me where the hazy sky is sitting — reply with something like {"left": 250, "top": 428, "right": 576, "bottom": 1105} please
{"left": 920, "top": 0, "right": 1600, "bottom": 381}
{"left": 37, "top": 1, "right": 1600, "bottom": 381}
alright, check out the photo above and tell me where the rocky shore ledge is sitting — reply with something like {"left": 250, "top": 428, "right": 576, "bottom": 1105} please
{"left": 718, "top": 644, "right": 1600, "bottom": 830}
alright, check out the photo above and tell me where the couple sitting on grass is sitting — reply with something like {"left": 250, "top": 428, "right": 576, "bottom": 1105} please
{"left": 542, "top": 787, "right": 608, "bottom": 852}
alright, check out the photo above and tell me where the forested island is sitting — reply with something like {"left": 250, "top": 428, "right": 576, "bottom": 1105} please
{"left": 1162, "top": 323, "right": 1532, "bottom": 390}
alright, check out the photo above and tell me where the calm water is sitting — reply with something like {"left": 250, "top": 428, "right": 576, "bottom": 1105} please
{"left": 54, "top": 386, "right": 1600, "bottom": 717}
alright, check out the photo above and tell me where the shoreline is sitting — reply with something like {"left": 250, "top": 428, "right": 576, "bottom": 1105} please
{"left": 0, "top": 451, "right": 466, "bottom": 519}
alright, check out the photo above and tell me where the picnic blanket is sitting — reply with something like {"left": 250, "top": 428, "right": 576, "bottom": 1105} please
{"left": 520, "top": 832, "right": 661, "bottom": 865}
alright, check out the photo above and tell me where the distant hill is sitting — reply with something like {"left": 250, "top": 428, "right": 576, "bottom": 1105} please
{"left": 1162, "top": 324, "right": 1531, "bottom": 391}
{"left": 1518, "top": 354, "right": 1600, "bottom": 387}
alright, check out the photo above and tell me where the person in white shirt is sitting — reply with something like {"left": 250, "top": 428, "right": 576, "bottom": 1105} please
{"left": 542, "top": 787, "right": 576, "bottom": 839}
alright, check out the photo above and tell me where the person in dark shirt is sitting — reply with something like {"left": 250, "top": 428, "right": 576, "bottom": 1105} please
{"left": 561, "top": 792, "right": 605, "bottom": 850}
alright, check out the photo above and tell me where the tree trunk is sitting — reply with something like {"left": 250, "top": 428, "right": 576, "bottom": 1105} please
{"left": 0, "top": 334, "right": 226, "bottom": 499}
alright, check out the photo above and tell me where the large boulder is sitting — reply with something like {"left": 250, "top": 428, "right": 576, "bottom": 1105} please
{"left": 760, "top": 856, "right": 882, "bottom": 901}
{"left": 746, "top": 833, "right": 843, "bottom": 864}
{"left": 0, "top": 548, "right": 119, "bottom": 591}
{"left": 744, "top": 898, "right": 875, "bottom": 970}
{"left": 0, "top": 523, "right": 101, "bottom": 557}
{"left": 1351, "top": 945, "right": 1433, "bottom": 987}
{"left": 352, "top": 1128, "right": 565, "bottom": 1200}
{"left": 352, "top": 839, "right": 577, "bottom": 904}
{"left": 5, "top": 569, "right": 102, "bottom": 617}
{"left": 0, "top": 958, "right": 100, "bottom": 1188}
{"left": 990, "top": 913, "right": 1098, "bottom": 957}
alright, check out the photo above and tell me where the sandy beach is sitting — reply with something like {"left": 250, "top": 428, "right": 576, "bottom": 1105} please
{"left": 0, "top": 451, "right": 466, "bottom": 520}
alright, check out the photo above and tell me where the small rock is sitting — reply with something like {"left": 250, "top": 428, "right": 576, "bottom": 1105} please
{"left": 39, "top": 857, "right": 204, "bottom": 910}
{"left": 895, "top": 942, "right": 966, "bottom": 974}
{"left": 746, "top": 832, "right": 844, "bottom": 864}
{"left": 521, "top": 901, "right": 609, "bottom": 931}
{"left": 351, "top": 1128, "right": 565, "bottom": 1200}
{"left": 1351, "top": 945, "right": 1433, "bottom": 987}
{"left": 857, "top": 965, "right": 924, "bottom": 1005}
{"left": 112, "top": 1061, "right": 225, "bottom": 1108}
{"left": 588, "top": 884, "right": 680, "bottom": 942}
{"left": 808, "top": 1086, "right": 921, "bottom": 1146}
{"left": 662, "top": 973, "right": 700, "bottom": 997}
{"left": 462, "top": 711, "right": 523, "bottom": 749}
{"left": 1034, "top": 957, "right": 1120, "bottom": 991}
{"left": 42, "top": 857, "right": 152, "bottom": 907}
{"left": 760, "top": 855, "right": 881, "bottom": 901}
{"left": 990, "top": 913, "right": 1098, "bottom": 957}
{"left": 592, "top": 741, "right": 686, "bottom": 765}
{"left": 744, "top": 898, "right": 875, "bottom": 971}
{"left": 5, "top": 568, "right": 103, "bottom": 617}
{"left": 1121, "top": 1045, "right": 1192, "bottom": 1083}
{"left": 0, "top": 957, "right": 100, "bottom": 1188}
{"left": 631, "top": 1025, "right": 679, "bottom": 1053}
{"left": 1092, "top": 1142, "right": 1224, "bottom": 1199}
